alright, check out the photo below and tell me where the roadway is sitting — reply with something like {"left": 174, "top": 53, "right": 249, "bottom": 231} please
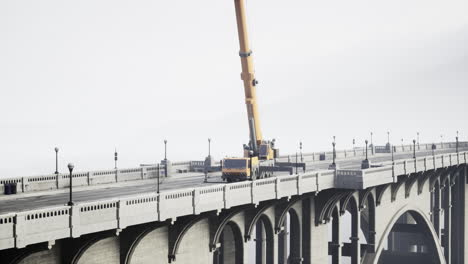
{"left": 0, "top": 147, "right": 464, "bottom": 214}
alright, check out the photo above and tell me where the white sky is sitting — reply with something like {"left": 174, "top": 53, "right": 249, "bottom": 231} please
{"left": 1, "top": 0, "right": 467, "bottom": 177}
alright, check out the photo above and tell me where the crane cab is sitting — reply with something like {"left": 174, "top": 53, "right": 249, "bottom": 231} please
{"left": 222, "top": 156, "right": 259, "bottom": 182}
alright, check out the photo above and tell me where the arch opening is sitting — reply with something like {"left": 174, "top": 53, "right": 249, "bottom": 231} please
{"left": 360, "top": 193, "right": 376, "bottom": 256}
{"left": 278, "top": 209, "right": 301, "bottom": 264}
{"left": 214, "top": 221, "right": 244, "bottom": 264}
{"left": 247, "top": 214, "right": 274, "bottom": 264}
{"left": 378, "top": 211, "right": 443, "bottom": 264}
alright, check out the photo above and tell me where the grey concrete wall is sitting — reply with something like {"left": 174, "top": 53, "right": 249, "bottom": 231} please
{"left": 127, "top": 227, "right": 168, "bottom": 264}
{"left": 75, "top": 237, "right": 120, "bottom": 264}
{"left": 18, "top": 245, "right": 60, "bottom": 264}
{"left": 176, "top": 219, "right": 212, "bottom": 264}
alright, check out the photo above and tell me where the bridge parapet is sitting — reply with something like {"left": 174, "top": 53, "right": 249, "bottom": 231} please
{"left": 0, "top": 142, "right": 465, "bottom": 196}
{"left": 0, "top": 148, "right": 467, "bottom": 252}
{"left": 336, "top": 151, "right": 468, "bottom": 190}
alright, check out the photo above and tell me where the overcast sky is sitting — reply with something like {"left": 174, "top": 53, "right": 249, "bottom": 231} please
{"left": 1, "top": 0, "right": 467, "bottom": 177}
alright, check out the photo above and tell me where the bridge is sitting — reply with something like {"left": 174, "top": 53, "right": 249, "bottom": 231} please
{"left": 0, "top": 141, "right": 467, "bottom": 264}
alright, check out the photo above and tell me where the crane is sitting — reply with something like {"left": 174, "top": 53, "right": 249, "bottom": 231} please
{"left": 221, "top": 0, "right": 304, "bottom": 182}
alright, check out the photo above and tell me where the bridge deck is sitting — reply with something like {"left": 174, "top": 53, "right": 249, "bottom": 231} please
{"left": 0, "top": 146, "right": 464, "bottom": 215}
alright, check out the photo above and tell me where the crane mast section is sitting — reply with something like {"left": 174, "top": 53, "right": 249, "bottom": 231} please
{"left": 234, "top": 0, "right": 263, "bottom": 146}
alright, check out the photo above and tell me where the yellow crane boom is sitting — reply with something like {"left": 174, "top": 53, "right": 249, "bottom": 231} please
{"left": 234, "top": 0, "right": 263, "bottom": 153}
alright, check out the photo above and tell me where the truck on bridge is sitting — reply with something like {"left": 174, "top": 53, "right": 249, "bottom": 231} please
{"left": 221, "top": 0, "right": 303, "bottom": 182}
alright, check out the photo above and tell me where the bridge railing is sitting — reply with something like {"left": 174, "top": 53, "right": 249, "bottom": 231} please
{"left": 336, "top": 151, "right": 468, "bottom": 190}
{"left": 2, "top": 150, "right": 468, "bottom": 251}
{"left": 0, "top": 168, "right": 337, "bottom": 250}
{"left": 0, "top": 142, "right": 465, "bottom": 197}
{"left": 277, "top": 141, "right": 467, "bottom": 162}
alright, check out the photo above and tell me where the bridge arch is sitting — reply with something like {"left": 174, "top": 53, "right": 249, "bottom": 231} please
{"left": 213, "top": 219, "right": 244, "bottom": 264}
{"left": 360, "top": 189, "right": 376, "bottom": 249}
{"left": 8, "top": 244, "right": 54, "bottom": 264}
{"left": 371, "top": 205, "right": 445, "bottom": 264}
{"left": 125, "top": 225, "right": 168, "bottom": 264}
{"left": 244, "top": 203, "right": 275, "bottom": 241}
{"left": 71, "top": 233, "right": 119, "bottom": 264}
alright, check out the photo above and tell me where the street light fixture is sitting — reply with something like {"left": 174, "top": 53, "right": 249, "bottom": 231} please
{"left": 54, "top": 147, "right": 59, "bottom": 175}
{"left": 114, "top": 149, "right": 118, "bottom": 169}
{"left": 300, "top": 141, "right": 303, "bottom": 163}
{"left": 417, "top": 132, "right": 420, "bottom": 148}
{"left": 361, "top": 140, "right": 370, "bottom": 169}
{"left": 208, "top": 138, "right": 211, "bottom": 157}
{"left": 157, "top": 163, "right": 160, "bottom": 194}
{"left": 391, "top": 138, "right": 394, "bottom": 162}
{"left": 164, "top": 139, "right": 168, "bottom": 161}
{"left": 332, "top": 142, "right": 336, "bottom": 166}
{"left": 164, "top": 139, "right": 168, "bottom": 177}
{"left": 67, "top": 163, "right": 74, "bottom": 206}
{"left": 365, "top": 140, "right": 368, "bottom": 161}
{"left": 353, "top": 138, "right": 356, "bottom": 156}
{"left": 295, "top": 152, "right": 298, "bottom": 174}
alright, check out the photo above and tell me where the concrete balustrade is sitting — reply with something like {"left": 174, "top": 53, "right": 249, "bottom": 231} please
{"left": 16, "top": 206, "right": 70, "bottom": 248}
{"left": 0, "top": 149, "right": 467, "bottom": 251}
{"left": 0, "top": 142, "right": 465, "bottom": 196}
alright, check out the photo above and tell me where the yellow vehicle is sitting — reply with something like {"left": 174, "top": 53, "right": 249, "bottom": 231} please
{"left": 222, "top": 157, "right": 259, "bottom": 182}
{"left": 221, "top": 0, "right": 282, "bottom": 182}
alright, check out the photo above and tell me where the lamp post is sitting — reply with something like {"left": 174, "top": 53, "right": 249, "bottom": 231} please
{"left": 164, "top": 139, "right": 168, "bottom": 161}
{"left": 208, "top": 138, "right": 211, "bottom": 157}
{"left": 157, "top": 163, "right": 160, "bottom": 194}
{"left": 413, "top": 139, "right": 416, "bottom": 159}
{"left": 353, "top": 138, "right": 356, "bottom": 156}
{"left": 365, "top": 140, "right": 368, "bottom": 161}
{"left": 387, "top": 131, "right": 390, "bottom": 144}
{"left": 456, "top": 131, "right": 459, "bottom": 154}
{"left": 332, "top": 142, "right": 336, "bottom": 166}
{"left": 164, "top": 139, "right": 168, "bottom": 177}
{"left": 440, "top": 135, "right": 443, "bottom": 148}
{"left": 54, "top": 147, "right": 59, "bottom": 175}
{"left": 114, "top": 149, "right": 118, "bottom": 169}
{"left": 417, "top": 132, "right": 420, "bottom": 149}
{"left": 370, "top": 132, "right": 373, "bottom": 155}
{"left": 391, "top": 139, "right": 394, "bottom": 162}
{"left": 361, "top": 140, "right": 370, "bottom": 169}
{"left": 295, "top": 152, "right": 298, "bottom": 174}
{"left": 67, "top": 163, "right": 74, "bottom": 206}
{"left": 300, "top": 141, "right": 303, "bottom": 163}
{"left": 401, "top": 138, "right": 404, "bottom": 151}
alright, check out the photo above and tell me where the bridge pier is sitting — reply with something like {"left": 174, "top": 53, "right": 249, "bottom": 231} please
{"left": 442, "top": 173, "right": 452, "bottom": 264}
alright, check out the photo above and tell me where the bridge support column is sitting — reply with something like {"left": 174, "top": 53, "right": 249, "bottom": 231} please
{"left": 255, "top": 221, "right": 266, "bottom": 264}
{"left": 350, "top": 208, "right": 361, "bottom": 264}
{"left": 442, "top": 174, "right": 452, "bottom": 264}
{"left": 459, "top": 165, "right": 468, "bottom": 263}
{"left": 278, "top": 217, "right": 287, "bottom": 264}
{"left": 433, "top": 180, "right": 442, "bottom": 238}
{"left": 302, "top": 196, "right": 328, "bottom": 264}
{"left": 331, "top": 207, "right": 341, "bottom": 264}
{"left": 452, "top": 165, "right": 466, "bottom": 263}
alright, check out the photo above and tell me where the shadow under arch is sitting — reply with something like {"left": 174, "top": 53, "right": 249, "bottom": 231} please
{"left": 370, "top": 205, "right": 445, "bottom": 264}
{"left": 278, "top": 206, "right": 302, "bottom": 263}
{"left": 214, "top": 220, "right": 244, "bottom": 264}
{"left": 254, "top": 214, "right": 275, "bottom": 264}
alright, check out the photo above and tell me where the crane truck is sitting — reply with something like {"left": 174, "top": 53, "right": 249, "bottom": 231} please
{"left": 221, "top": 0, "right": 305, "bottom": 182}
